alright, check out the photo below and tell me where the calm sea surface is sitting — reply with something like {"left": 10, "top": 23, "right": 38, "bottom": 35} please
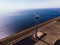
{"left": 0, "top": 8, "right": 60, "bottom": 40}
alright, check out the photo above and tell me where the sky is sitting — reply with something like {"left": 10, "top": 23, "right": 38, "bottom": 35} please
{"left": 0, "top": 0, "right": 60, "bottom": 15}
{"left": 0, "top": 0, "right": 60, "bottom": 10}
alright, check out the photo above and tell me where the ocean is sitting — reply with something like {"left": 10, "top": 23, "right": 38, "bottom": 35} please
{"left": 0, "top": 8, "right": 60, "bottom": 44}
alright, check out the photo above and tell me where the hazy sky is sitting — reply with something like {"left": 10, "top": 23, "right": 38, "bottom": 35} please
{"left": 0, "top": 0, "right": 60, "bottom": 11}
{"left": 0, "top": 0, "right": 60, "bottom": 16}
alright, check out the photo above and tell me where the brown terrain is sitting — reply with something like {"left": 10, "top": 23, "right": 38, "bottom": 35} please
{"left": 0, "top": 16, "right": 60, "bottom": 45}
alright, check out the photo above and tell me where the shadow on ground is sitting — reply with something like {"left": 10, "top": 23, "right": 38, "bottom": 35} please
{"left": 13, "top": 37, "right": 36, "bottom": 45}
{"left": 54, "top": 40, "right": 60, "bottom": 45}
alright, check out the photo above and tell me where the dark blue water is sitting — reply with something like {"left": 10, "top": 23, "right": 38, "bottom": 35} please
{"left": 0, "top": 8, "right": 60, "bottom": 39}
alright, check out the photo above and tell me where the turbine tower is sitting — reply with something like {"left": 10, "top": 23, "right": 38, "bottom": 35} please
{"left": 35, "top": 14, "right": 39, "bottom": 39}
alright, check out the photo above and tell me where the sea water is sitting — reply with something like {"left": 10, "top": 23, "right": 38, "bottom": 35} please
{"left": 0, "top": 8, "right": 60, "bottom": 40}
